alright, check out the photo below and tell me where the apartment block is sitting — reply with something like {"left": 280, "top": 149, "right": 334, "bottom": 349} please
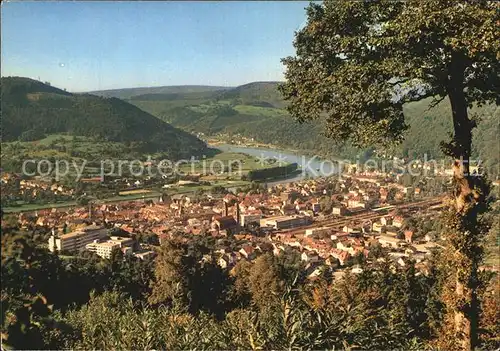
{"left": 48, "top": 226, "right": 108, "bottom": 253}
{"left": 85, "top": 236, "right": 134, "bottom": 259}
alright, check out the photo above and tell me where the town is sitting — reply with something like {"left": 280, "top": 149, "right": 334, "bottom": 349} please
{"left": 2, "top": 1, "right": 499, "bottom": 349}
{"left": 6, "top": 167, "right": 463, "bottom": 279}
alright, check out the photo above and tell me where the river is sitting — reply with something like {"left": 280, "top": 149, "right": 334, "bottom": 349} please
{"left": 4, "top": 144, "right": 339, "bottom": 213}
{"left": 212, "top": 143, "right": 340, "bottom": 185}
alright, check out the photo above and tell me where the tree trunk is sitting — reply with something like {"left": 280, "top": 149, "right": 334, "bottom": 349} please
{"left": 449, "top": 92, "right": 475, "bottom": 351}
{"left": 440, "top": 53, "right": 488, "bottom": 350}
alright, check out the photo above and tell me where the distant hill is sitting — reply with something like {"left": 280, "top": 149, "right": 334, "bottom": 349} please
{"left": 400, "top": 98, "right": 499, "bottom": 176}
{"left": 90, "top": 85, "right": 231, "bottom": 100}
{"left": 214, "top": 81, "right": 286, "bottom": 108}
{"left": 121, "top": 81, "right": 498, "bottom": 176}
{"left": 1, "top": 76, "right": 207, "bottom": 159}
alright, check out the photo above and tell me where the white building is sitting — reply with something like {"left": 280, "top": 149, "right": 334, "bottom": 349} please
{"left": 86, "top": 241, "right": 120, "bottom": 259}
{"left": 48, "top": 226, "right": 107, "bottom": 253}
{"left": 85, "top": 236, "right": 134, "bottom": 259}
{"left": 240, "top": 213, "right": 262, "bottom": 227}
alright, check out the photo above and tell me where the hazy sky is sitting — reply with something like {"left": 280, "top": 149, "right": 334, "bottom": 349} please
{"left": 1, "top": 1, "right": 310, "bottom": 92}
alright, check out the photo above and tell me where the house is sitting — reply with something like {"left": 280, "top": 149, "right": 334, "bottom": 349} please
{"left": 295, "top": 203, "right": 308, "bottom": 212}
{"left": 378, "top": 235, "right": 403, "bottom": 248}
{"left": 281, "top": 204, "right": 297, "bottom": 215}
{"left": 133, "top": 251, "right": 156, "bottom": 260}
{"left": 403, "top": 187, "right": 413, "bottom": 194}
{"left": 393, "top": 216, "right": 405, "bottom": 228}
{"left": 240, "top": 212, "right": 262, "bottom": 227}
{"left": 384, "top": 226, "right": 399, "bottom": 237}
{"left": 325, "top": 256, "right": 340, "bottom": 267}
{"left": 239, "top": 245, "right": 256, "bottom": 260}
{"left": 332, "top": 205, "right": 347, "bottom": 216}
{"left": 301, "top": 250, "right": 320, "bottom": 263}
{"left": 330, "top": 232, "right": 350, "bottom": 241}
{"left": 272, "top": 243, "right": 284, "bottom": 256}
{"left": 85, "top": 236, "right": 134, "bottom": 259}
{"left": 171, "top": 194, "right": 186, "bottom": 204}
{"left": 379, "top": 188, "right": 388, "bottom": 202}
{"left": 311, "top": 202, "right": 321, "bottom": 213}
{"left": 372, "top": 222, "right": 385, "bottom": 233}
{"left": 331, "top": 249, "right": 351, "bottom": 266}
{"left": 280, "top": 191, "right": 298, "bottom": 204}
{"left": 306, "top": 266, "right": 326, "bottom": 280}
{"left": 336, "top": 241, "right": 356, "bottom": 255}
{"left": 347, "top": 197, "right": 366, "bottom": 209}
{"left": 223, "top": 193, "right": 238, "bottom": 203}
{"left": 342, "top": 225, "right": 361, "bottom": 235}
{"left": 404, "top": 230, "right": 414, "bottom": 243}
{"left": 85, "top": 241, "right": 120, "bottom": 259}
{"left": 380, "top": 216, "right": 392, "bottom": 226}
{"left": 218, "top": 256, "right": 229, "bottom": 269}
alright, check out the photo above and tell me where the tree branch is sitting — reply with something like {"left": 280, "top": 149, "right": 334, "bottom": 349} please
{"left": 426, "top": 95, "right": 447, "bottom": 112}
{"left": 387, "top": 78, "right": 410, "bottom": 87}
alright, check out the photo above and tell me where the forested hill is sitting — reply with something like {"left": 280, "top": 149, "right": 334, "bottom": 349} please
{"left": 90, "top": 85, "right": 231, "bottom": 100}
{"left": 101, "top": 81, "right": 498, "bottom": 177}
{"left": 1, "top": 77, "right": 207, "bottom": 159}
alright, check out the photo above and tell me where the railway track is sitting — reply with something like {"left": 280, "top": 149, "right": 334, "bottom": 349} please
{"left": 276, "top": 197, "right": 445, "bottom": 235}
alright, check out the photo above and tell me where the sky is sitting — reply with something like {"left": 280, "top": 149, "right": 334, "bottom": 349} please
{"left": 1, "top": 1, "right": 310, "bottom": 92}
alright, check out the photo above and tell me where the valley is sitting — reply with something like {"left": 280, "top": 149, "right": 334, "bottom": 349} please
{"left": 92, "top": 82, "right": 499, "bottom": 178}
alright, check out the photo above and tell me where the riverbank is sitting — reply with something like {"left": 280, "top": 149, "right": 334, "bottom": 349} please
{"left": 207, "top": 138, "right": 346, "bottom": 162}
{"left": 211, "top": 143, "right": 340, "bottom": 183}
{"left": 2, "top": 145, "right": 340, "bottom": 214}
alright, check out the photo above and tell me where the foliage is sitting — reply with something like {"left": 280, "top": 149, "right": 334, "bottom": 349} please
{"left": 280, "top": 1, "right": 499, "bottom": 150}
{"left": 149, "top": 239, "right": 231, "bottom": 318}
{"left": 280, "top": 1, "right": 498, "bottom": 349}
{"left": 1, "top": 76, "right": 207, "bottom": 159}
{"left": 0, "top": 229, "right": 155, "bottom": 349}
{"left": 126, "top": 81, "right": 499, "bottom": 177}
{"left": 248, "top": 253, "right": 285, "bottom": 314}
{"left": 245, "top": 163, "right": 299, "bottom": 181}
{"left": 51, "top": 257, "right": 449, "bottom": 350}
{"left": 53, "top": 264, "right": 427, "bottom": 349}
{"left": 2, "top": 229, "right": 499, "bottom": 350}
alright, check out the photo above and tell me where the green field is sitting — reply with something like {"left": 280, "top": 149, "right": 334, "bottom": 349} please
{"left": 1, "top": 148, "right": 260, "bottom": 213}
{"left": 233, "top": 104, "right": 288, "bottom": 118}
{"left": 1, "top": 134, "right": 134, "bottom": 173}
{"left": 177, "top": 151, "right": 283, "bottom": 175}
{"left": 1, "top": 179, "right": 251, "bottom": 213}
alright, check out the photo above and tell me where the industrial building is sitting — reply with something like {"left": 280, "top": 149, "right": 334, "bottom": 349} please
{"left": 260, "top": 215, "right": 311, "bottom": 230}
